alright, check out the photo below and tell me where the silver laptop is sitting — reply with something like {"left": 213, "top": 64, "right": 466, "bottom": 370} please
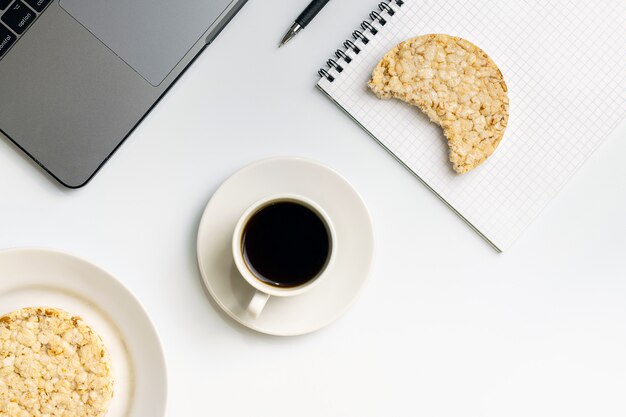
{"left": 0, "top": 0, "right": 247, "bottom": 187}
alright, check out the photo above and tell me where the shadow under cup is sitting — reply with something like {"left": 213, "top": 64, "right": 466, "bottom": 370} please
{"left": 239, "top": 198, "right": 334, "bottom": 291}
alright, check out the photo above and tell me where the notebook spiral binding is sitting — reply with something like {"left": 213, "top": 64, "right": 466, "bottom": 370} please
{"left": 318, "top": 0, "right": 404, "bottom": 82}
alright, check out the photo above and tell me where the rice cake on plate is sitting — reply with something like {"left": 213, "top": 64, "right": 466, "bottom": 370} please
{"left": 0, "top": 307, "right": 114, "bottom": 417}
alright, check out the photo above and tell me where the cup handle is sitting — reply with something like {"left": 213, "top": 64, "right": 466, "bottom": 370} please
{"left": 247, "top": 290, "right": 270, "bottom": 319}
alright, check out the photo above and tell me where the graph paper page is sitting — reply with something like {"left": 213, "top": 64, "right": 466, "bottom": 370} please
{"left": 317, "top": 0, "right": 626, "bottom": 251}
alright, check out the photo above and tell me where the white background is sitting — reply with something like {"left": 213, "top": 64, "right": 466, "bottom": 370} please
{"left": 1, "top": 0, "right": 625, "bottom": 416}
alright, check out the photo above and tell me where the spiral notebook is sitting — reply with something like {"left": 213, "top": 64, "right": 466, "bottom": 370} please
{"left": 316, "top": 0, "right": 626, "bottom": 251}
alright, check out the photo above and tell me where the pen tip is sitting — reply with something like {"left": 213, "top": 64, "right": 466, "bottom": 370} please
{"left": 279, "top": 23, "right": 301, "bottom": 48}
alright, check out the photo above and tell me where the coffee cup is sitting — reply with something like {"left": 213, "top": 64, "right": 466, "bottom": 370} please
{"left": 232, "top": 194, "right": 336, "bottom": 319}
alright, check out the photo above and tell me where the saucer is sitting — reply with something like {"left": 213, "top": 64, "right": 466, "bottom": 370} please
{"left": 197, "top": 157, "right": 374, "bottom": 336}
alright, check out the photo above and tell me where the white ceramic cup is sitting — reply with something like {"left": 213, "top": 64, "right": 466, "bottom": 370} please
{"left": 232, "top": 194, "right": 337, "bottom": 319}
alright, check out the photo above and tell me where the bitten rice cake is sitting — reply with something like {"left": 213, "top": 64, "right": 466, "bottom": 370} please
{"left": 369, "top": 34, "right": 509, "bottom": 174}
{"left": 0, "top": 307, "right": 114, "bottom": 417}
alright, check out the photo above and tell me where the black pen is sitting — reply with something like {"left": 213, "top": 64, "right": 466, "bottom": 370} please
{"left": 279, "top": 0, "right": 331, "bottom": 47}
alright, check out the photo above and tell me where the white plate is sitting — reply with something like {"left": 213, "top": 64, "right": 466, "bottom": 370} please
{"left": 0, "top": 248, "right": 167, "bottom": 417}
{"left": 197, "top": 157, "right": 374, "bottom": 336}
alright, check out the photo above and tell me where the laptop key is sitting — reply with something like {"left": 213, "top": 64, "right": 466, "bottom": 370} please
{"left": 0, "top": 23, "right": 15, "bottom": 59}
{"left": 23, "top": 0, "right": 50, "bottom": 13}
{"left": 1, "top": 1, "right": 35, "bottom": 35}
{"left": 0, "top": 0, "right": 13, "bottom": 11}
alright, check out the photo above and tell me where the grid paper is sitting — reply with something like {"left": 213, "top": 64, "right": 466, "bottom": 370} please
{"left": 317, "top": 0, "right": 626, "bottom": 251}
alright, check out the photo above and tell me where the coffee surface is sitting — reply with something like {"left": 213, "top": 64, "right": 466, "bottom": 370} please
{"left": 242, "top": 202, "right": 330, "bottom": 288}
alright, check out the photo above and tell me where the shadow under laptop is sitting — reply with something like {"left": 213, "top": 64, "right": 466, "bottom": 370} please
{"left": 0, "top": 133, "right": 72, "bottom": 193}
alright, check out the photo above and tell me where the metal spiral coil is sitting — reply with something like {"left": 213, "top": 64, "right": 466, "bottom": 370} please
{"left": 352, "top": 30, "right": 369, "bottom": 45}
{"left": 318, "top": 1, "right": 403, "bottom": 82}
{"left": 361, "top": 21, "right": 378, "bottom": 35}
{"left": 327, "top": 59, "right": 343, "bottom": 73}
{"left": 343, "top": 40, "right": 360, "bottom": 54}
{"left": 317, "top": 69, "right": 334, "bottom": 82}
{"left": 335, "top": 49, "right": 352, "bottom": 64}
{"left": 379, "top": 2, "right": 395, "bottom": 16}
{"left": 369, "top": 11, "right": 386, "bottom": 25}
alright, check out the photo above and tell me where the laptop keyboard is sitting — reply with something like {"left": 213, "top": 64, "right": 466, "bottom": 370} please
{"left": 0, "top": 0, "right": 51, "bottom": 60}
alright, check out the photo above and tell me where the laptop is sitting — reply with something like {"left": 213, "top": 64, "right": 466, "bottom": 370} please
{"left": 0, "top": 0, "right": 247, "bottom": 188}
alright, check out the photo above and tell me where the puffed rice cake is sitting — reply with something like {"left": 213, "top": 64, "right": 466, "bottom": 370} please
{"left": 369, "top": 34, "right": 509, "bottom": 174}
{"left": 0, "top": 307, "right": 114, "bottom": 417}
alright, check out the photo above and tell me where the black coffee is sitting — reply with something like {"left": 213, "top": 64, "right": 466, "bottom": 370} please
{"left": 242, "top": 201, "right": 331, "bottom": 288}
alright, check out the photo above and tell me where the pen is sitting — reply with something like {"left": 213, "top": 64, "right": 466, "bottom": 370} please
{"left": 279, "top": 0, "right": 331, "bottom": 47}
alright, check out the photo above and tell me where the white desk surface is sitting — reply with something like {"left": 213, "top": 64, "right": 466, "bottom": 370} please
{"left": 1, "top": 1, "right": 625, "bottom": 416}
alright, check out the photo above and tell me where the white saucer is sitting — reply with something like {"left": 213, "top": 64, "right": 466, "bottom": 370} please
{"left": 0, "top": 248, "right": 168, "bottom": 417}
{"left": 197, "top": 157, "right": 374, "bottom": 336}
